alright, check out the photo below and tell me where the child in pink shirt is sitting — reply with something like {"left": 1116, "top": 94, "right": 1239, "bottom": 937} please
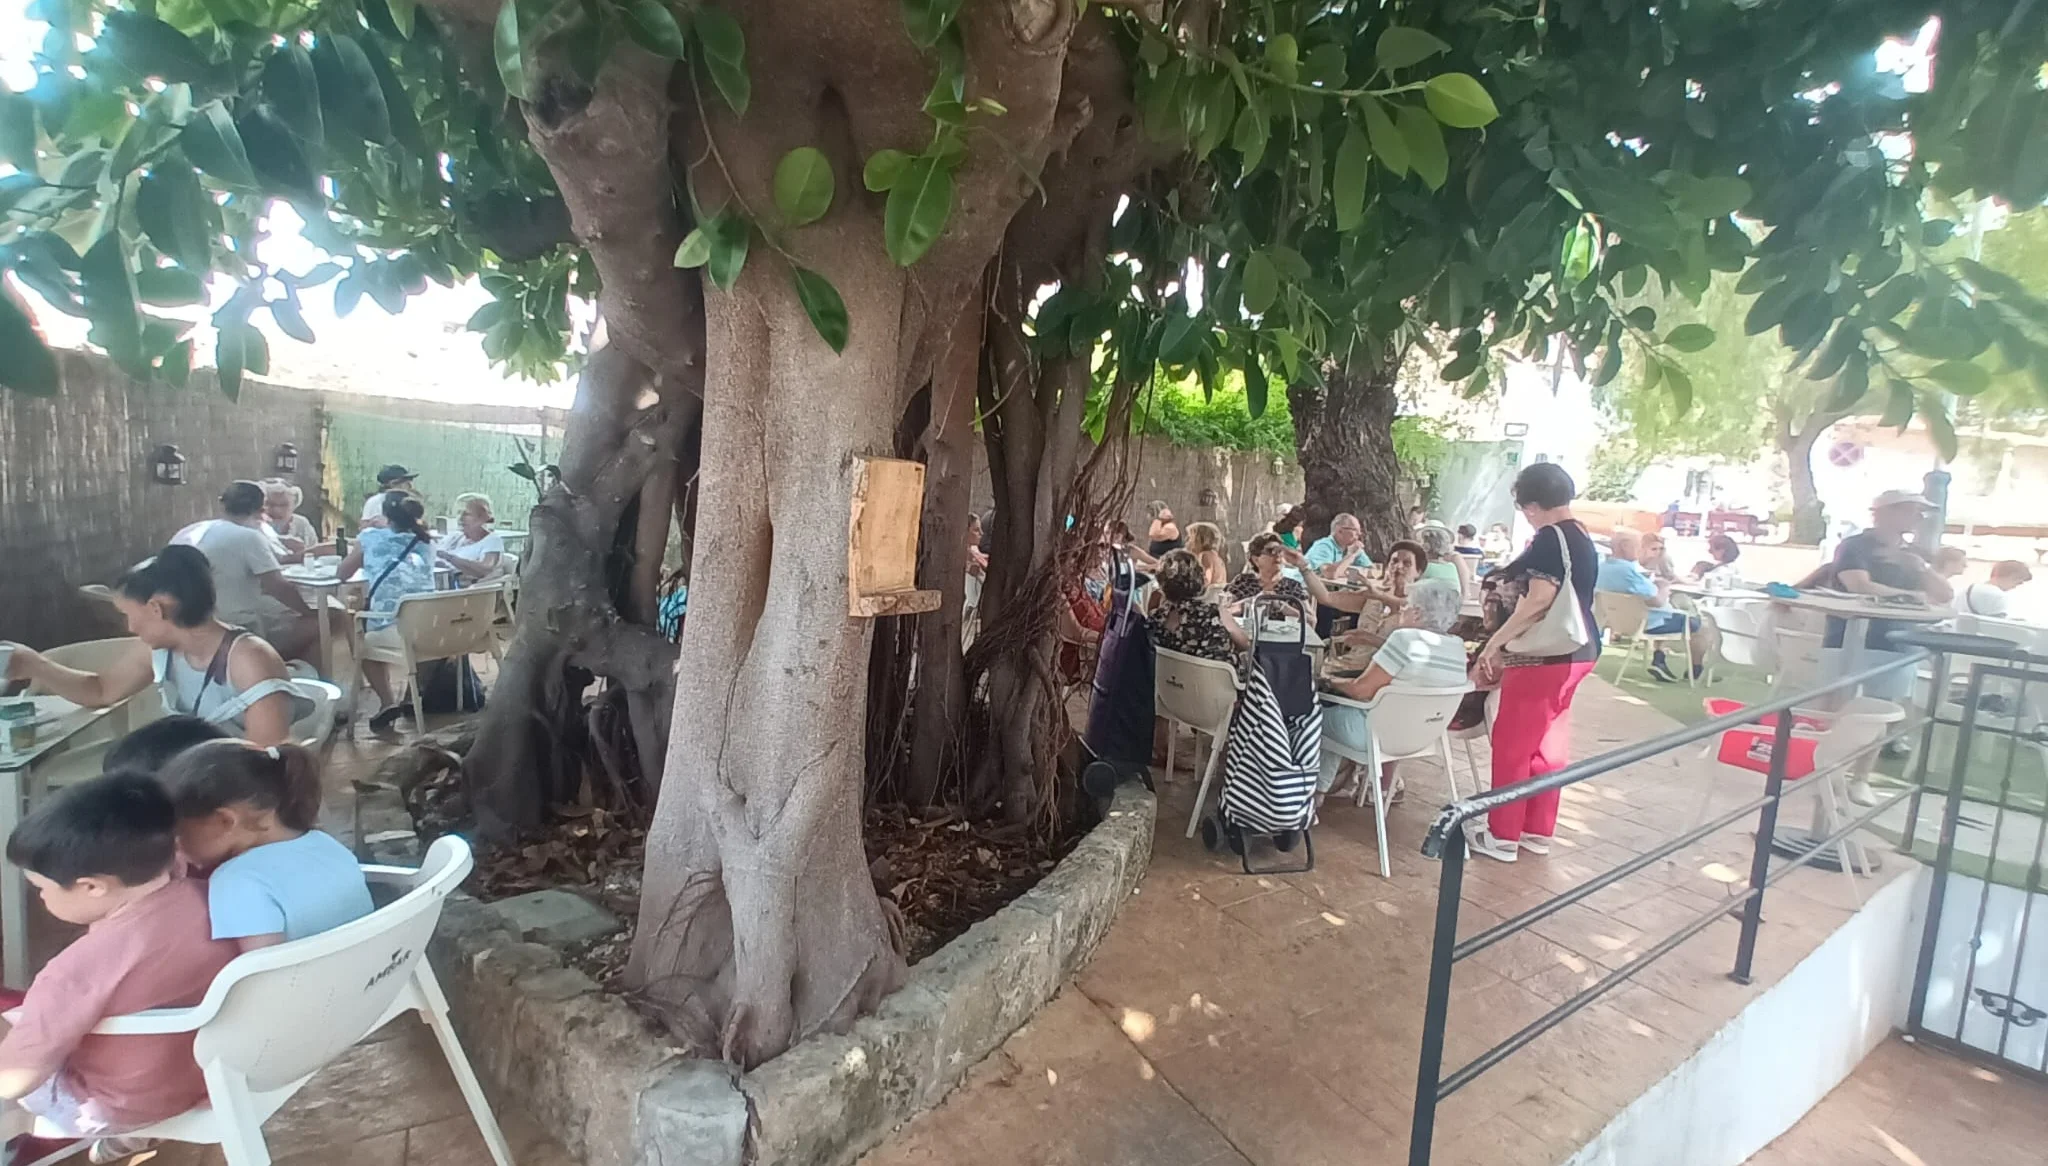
{"left": 0, "top": 774, "right": 236, "bottom": 1162}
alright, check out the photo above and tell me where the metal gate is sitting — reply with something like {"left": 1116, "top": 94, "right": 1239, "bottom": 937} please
{"left": 1906, "top": 654, "right": 2048, "bottom": 1081}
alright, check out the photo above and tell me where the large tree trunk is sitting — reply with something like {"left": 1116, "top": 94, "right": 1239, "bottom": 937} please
{"left": 904, "top": 300, "right": 981, "bottom": 808}
{"left": 465, "top": 347, "right": 695, "bottom": 832}
{"left": 626, "top": 0, "right": 1095, "bottom": 1066}
{"left": 1290, "top": 355, "right": 1406, "bottom": 556}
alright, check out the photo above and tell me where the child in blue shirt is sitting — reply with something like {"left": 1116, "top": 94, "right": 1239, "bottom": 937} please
{"left": 157, "top": 740, "right": 373, "bottom": 950}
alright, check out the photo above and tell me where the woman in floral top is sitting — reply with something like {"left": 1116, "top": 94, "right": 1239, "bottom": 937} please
{"left": 1150, "top": 551, "right": 1250, "bottom": 661}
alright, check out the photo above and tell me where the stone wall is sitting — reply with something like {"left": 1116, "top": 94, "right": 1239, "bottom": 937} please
{"left": 968, "top": 435, "right": 1303, "bottom": 551}
{"left": 0, "top": 351, "right": 566, "bottom": 650}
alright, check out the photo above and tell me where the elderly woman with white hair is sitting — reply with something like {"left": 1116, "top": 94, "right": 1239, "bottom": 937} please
{"left": 436, "top": 492, "right": 506, "bottom": 584}
{"left": 1317, "top": 578, "right": 1470, "bottom": 809}
{"left": 259, "top": 478, "right": 318, "bottom": 562}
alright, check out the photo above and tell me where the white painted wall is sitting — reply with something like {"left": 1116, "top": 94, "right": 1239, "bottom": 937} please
{"left": 1563, "top": 866, "right": 1930, "bottom": 1166}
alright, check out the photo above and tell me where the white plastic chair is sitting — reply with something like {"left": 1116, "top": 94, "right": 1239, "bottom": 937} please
{"left": 1156, "top": 647, "right": 1245, "bottom": 838}
{"left": 289, "top": 677, "right": 342, "bottom": 748}
{"left": 1319, "top": 683, "right": 1472, "bottom": 878}
{"left": 1705, "top": 598, "right": 1772, "bottom": 686}
{"left": 86, "top": 836, "right": 513, "bottom": 1166}
{"left": 353, "top": 587, "right": 505, "bottom": 735}
{"left": 1594, "top": 592, "right": 1694, "bottom": 687}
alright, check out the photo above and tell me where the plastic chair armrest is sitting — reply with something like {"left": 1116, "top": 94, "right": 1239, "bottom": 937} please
{"left": 361, "top": 863, "right": 422, "bottom": 887}
{"left": 90, "top": 1006, "right": 209, "bottom": 1036}
{"left": 1320, "top": 692, "right": 1371, "bottom": 712}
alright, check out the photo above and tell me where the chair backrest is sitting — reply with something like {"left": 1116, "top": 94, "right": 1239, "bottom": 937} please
{"left": 189, "top": 836, "right": 472, "bottom": 1092}
{"left": 1155, "top": 646, "right": 1241, "bottom": 731}
{"left": 28, "top": 638, "right": 141, "bottom": 693}
{"left": 1592, "top": 591, "right": 1651, "bottom": 639}
{"left": 289, "top": 678, "right": 341, "bottom": 744}
{"left": 393, "top": 587, "right": 502, "bottom": 664}
{"left": 1361, "top": 684, "right": 1470, "bottom": 759}
{"left": 1712, "top": 599, "right": 1772, "bottom": 669}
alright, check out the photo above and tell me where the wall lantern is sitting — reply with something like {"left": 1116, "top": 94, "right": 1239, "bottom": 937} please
{"left": 149, "top": 444, "right": 187, "bottom": 486}
{"left": 1199, "top": 487, "right": 1220, "bottom": 508}
{"left": 273, "top": 441, "right": 300, "bottom": 475}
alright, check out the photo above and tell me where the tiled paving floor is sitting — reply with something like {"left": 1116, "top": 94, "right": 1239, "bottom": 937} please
{"left": 862, "top": 674, "right": 1920, "bottom": 1166}
{"left": 1746, "top": 1036, "right": 2048, "bottom": 1165}
{"left": 39, "top": 673, "right": 1968, "bottom": 1166}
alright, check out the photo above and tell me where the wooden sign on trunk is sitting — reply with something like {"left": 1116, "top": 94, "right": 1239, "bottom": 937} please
{"left": 849, "top": 457, "right": 941, "bottom": 618}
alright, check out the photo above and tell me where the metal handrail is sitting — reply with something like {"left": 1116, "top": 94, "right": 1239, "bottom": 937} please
{"left": 1407, "top": 646, "right": 1935, "bottom": 1166}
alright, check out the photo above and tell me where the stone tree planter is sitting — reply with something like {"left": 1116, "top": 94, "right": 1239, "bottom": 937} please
{"left": 428, "top": 785, "right": 1156, "bottom": 1166}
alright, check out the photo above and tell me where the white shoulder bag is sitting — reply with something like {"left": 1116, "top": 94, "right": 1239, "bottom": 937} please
{"left": 1505, "top": 524, "right": 1593, "bottom": 657}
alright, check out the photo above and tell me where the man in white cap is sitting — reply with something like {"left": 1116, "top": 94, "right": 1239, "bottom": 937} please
{"left": 1818, "top": 489, "right": 1955, "bottom": 783}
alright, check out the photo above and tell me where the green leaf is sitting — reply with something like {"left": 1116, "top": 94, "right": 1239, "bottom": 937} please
{"left": 269, "top": 295, "right": 315, "bottom": 343}
{"left": 883, "top": 153, "right": 954, "bottom": 266}
{"left": 160, "top": 338, "right": 192, "bottom": 388}
{"left": 0, "top": 89, "right": 36, "bottom": 170}
{"left": 1560, "top": 220, "right": 1595, "bottom": 285}
{"left": 1333, "top": 122, "right": 1370, "bottom": 232}
{"left": 0, "top": 290, "right": 59, "bottom": 396}
{"left": 1592, "top": 334, "right": 1623, "bottom": 387}
{"left": 237, "top": 107, "right": 320, "bottom": 200}
{"left": 1662, "top": 362, "right": 1694, "bottom": 415}
{"left": 1395, "top": 104, "right": 1446, "bottom": 189}
{"left": 314, "top": 35, "right": 392, "bottom": 145}
{"left": 705, "top": 212, "right": 750, "bottom": 290}
{"left": 673, "top": 228, "right": 711, "bottom": 268}
{"left": 864, "top": 149, "right": 910, "bottom": 192}
{"left": 901, "top": 0, "right": 964, "bottom": 49}
{"left": 1664, "top": 323, "right": 1716, "bottom": 353}
{"left": 135, "top": 266, "right": 205, "bottom": 306}
{"left": 494, "top": 0, "right": 529, "bottom": 101}
{"left": 694, "top": 7, "right": 750, "bottom": 115}
{"left": 790, "top": 264, "right": 849, "bottom": 353}
{"left": 1422, "top": 74, "right": 1499, "bottom": 129}
{"left": 1362, "top": 98, "right": 1408, "bottom": 178}
{"left": 215, "top": 320, "right": 258, "bottom": 400}
{"left": 772, "top": 146, "right": 835, "bottom": 226}
{"left": 362, "top": 41, "right": 425, "bottom": 155}
{"left": 1441, "top": 351, "right": 1481, "bottom": 381}
{"left": 1641, "top": 356, "right": 1663, "bottom": 392}
{"left": 136, "top": 161, "right": 215, "bottom": 274}
{"left": 1232, "top": 102, "right": 1269, "bottom": 171}
{"left": 80, "top": 235, "right": 142, "bottom": 362}
{"left": 180, "top": 103, "right": 255, "bottom": 188}
{"left": 1241, "top": 251, "right": 1279, "bottom": 315}
{"left": 1264, "top": 33, "right": 1299, "bottom": 82}
{"left": 1159, "top": 313, "right": 1204, "bottom": 364}
{"left": 1242, "top": 349, "right": 1268, "bottom": 419}
{"left": 262, "top": 46, "right": 323, "bottom": 148}
{"left": 620, "top": 0, "right": 688, "bottom": 58}
{"left": 1926, "top": 360, "right": 1991, "bottom": 396}
{"left": 387, "top": 0, "right": 417, "bottom": 37}
{"left": 99, "top": 13, "right": 222, "bottom": 88}
{"left": 1825, "top": 349, "right": 1871, "bottom": 411}
{"left": 1924, "top": 396, "right": 1958, "bottom": 461}
{"left": 1679, "top": 176, "right": 1752, "bottom": 219}
{"left": 1376, "top": 27, "right": 1451, "bottom": 72}
{"left": 1863, "top": 273, "right": 1919, "bottom": 322}
{"left": 1877, "top": 381, "right": 1913, "bottom": 429}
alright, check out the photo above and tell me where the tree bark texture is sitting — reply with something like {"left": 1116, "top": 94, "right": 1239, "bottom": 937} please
{"left": 627, "top": 0, "right": 1098, "bottom": 1066}
{"left": 1291, "top": 355, "right": 1406, "bottom": 558}
{"left": 464, "top": 346, "right": 696, "bottom": 833}
{"left": 1777, "top": 405, "right": 1844, "bottom": 546}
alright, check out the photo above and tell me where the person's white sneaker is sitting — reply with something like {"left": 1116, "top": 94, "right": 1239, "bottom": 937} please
{"left": 1848, "top": 778, "right": 1878, "bottom": 807}
{"left": 1519, "top": 833, "right": 1554, "bottom": 855}
{"left": 1463, "top": 822, "right": 1519, "bottom": 863}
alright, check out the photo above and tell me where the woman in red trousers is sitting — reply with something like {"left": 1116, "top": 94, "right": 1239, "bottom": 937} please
{"left": 1466, "top": 463, "right": 1601, "bottom": 862}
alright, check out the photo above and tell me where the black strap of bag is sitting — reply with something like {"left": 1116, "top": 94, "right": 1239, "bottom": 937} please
{"left": 367, "top": 533, "right": 425, "bottom": 604}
